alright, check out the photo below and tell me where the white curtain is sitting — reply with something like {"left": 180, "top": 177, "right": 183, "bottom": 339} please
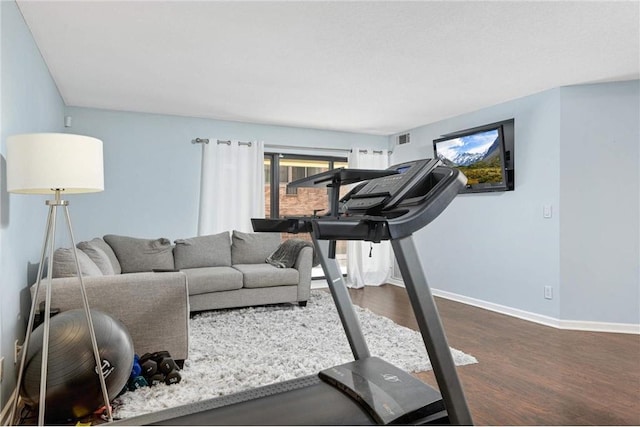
{"left": 346, "top": 148, "right": 391, "bottom": 288}
{"left": 198, "top": 140, "right": 265, "bottom": 235}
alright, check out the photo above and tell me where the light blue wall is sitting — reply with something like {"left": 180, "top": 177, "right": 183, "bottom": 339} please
{"left": 0, "top": 0, "right": 65, "bottom": 406}
{"left": 390, "top": 89, "right": 562, "bottom": 319}
{"left": 389, "top": 81, "right": 640, "bottom": 325}
{"left": 63, "top": 107, "right": 387, "bottom": 242}
{"left": 559, "top": 80, "right": 639, "bottom": 324}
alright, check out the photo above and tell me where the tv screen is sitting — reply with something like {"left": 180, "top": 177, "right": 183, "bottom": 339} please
{"left": 433, "top": 119, "right": 514, "bottom": 193}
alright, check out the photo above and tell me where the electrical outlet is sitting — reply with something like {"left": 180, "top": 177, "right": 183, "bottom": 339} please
{"left": 544, "top": 286, "right": 553, "bottom": 300}
{"left": 15, "top": 340, "right": 22, "bottom": 364}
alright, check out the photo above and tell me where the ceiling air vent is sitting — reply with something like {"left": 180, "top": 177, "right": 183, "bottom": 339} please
{"left": 397, "top": 133, "right": 410, "bottom": 145}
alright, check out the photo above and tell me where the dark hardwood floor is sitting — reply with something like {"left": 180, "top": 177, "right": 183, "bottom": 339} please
{"left": 347, "top": 284, "right": 640, "bottom": 426}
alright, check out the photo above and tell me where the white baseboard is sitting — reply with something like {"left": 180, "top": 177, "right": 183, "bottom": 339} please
{"left": 556, "top": 319, "right": 640, "bottom": 334}
{"left": 386, "top": 280, "right": 639, "bottom": 335}
{"left": 311, "top": 279, "right": 329, "bottom": 289}
{"left": 388, "top": 277, "right": 404, "bottom": 287}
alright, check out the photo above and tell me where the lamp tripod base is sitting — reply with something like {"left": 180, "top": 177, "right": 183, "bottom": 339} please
{"left": 7, "top": 192, "right": 112, "bottom": 426}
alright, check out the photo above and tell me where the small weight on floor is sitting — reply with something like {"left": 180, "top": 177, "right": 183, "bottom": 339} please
{"left": 153, "top": 351, "right": 178, "bottom": 374}
{"left": 164, "top": 370, "right": 182, "bottom": 385}
{"left": 139, "top": 353, "right": 158, "bottom": 377}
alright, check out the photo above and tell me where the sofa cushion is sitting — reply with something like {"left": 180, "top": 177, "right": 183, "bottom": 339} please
{"left": 174, "top": 232, "right": 231, "bottom": 269}
{"left": 233, "top": 264, "right": 299, "bottom": 288}
{"left": 103, "top": 235, "right": 174, "bottom": 273}
{"left": 77, "top": 241, "right": 116, "bottom": 275}
{"left": 52, "top": 248, "right": 103, "bottom": 278}
{"left": 87, "top": 237, "right": 121, "bottom": 274}
{"left": 182, "top": 267, "right": 243, "bottom": 295}
{"left": 231, "top": 230, "right": 281, "bottom": 265}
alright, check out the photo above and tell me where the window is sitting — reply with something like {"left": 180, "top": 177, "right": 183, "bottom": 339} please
{"left": 264, "top": 154, "right": 348, "bottom": 219}
{"left": 264, "top": 153, "right": 348, "bottom": 276}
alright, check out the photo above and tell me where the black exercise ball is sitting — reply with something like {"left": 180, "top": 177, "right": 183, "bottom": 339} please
{"left": 20, "top": 309, "right": 134, "bottom": 422}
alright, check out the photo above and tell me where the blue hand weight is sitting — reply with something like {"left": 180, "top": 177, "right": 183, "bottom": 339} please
{"left": 131, "top": 354, "right": 142, "bottom": 378}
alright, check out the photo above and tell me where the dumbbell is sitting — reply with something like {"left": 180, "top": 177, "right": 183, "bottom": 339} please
{"left": 139, "top": 353, "right": 158, "bottom": 377}
{"left": 152, "top": 351, "right": 182, "bottom": 385}
{"left": 164, "top": 370, "right": 182, "bottom": 385}
{"left": 146, "top": 373, "right": 166, "bottom": 386}
{"left": 139, "top": 353, "right": 166, "bottom": 386}
{"left": 122, "top": 354, "right": 148, "bottom": 392}
{"left": 153, "top": 351, "right": 178, "bottom": 374}
{"left": 131, "top": 354, "right": 142, "bottom": 378}
{"left": 128, "top": 375, "right": 148, "bottom": 391}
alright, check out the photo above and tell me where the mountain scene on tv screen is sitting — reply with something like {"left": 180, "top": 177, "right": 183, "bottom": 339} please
{"left": 436, "top": 129, "right": 504, "bottom": 185}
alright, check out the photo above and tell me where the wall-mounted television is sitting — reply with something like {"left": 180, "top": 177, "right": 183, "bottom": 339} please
{"left": 433, "top": 119, "right": 514, "bottom": 193}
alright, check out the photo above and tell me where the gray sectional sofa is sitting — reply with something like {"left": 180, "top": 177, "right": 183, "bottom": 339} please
{"left": 31, "top": 230, "right": 313, "bottom": 361}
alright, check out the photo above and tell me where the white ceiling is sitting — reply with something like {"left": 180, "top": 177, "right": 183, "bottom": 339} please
{"left": 17, "top": 1, "right": 640, "bottom": 136}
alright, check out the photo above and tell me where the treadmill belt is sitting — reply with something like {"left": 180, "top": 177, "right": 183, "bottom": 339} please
{"left": 109, "top": 375, "right": 376, "bottom": 425}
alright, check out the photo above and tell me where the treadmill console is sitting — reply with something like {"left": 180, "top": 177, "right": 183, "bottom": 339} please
{"left": 342, "top": 159, "right": 437, "bottom": 213}
{"left": 252, "top": 158, "right": 467, "bottom": 241}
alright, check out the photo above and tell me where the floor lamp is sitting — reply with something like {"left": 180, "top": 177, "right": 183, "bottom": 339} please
{"left": 5, "top": 133, "right": 112, "bottom": 425}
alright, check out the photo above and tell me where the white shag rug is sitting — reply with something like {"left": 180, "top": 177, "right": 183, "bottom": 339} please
{"left": 113, "top": 291, "right": 477, "bottom": 419}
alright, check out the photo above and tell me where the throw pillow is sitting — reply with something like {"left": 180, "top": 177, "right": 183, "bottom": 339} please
{"left": 231, "top": 230, "right": 281, "bottom": 265}
{"left": 103, "top": 235, "right": 174, "bottom": 273}
{"left": 77, "top": 241, "right": 116, "bottom": 275}
{"left": 52, "top": 248, "right": 103, "bottom": 278}
{"left": 174, "top": 232, "right": 231, "bottom": 269}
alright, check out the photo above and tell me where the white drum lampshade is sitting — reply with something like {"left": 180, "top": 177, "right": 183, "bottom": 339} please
{"left": 7, "top": 133, "right": 104, "bottom": 194}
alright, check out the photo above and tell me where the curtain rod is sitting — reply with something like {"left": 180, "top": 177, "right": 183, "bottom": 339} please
{"left": 265, "top": 143, "right": 350, "bottom": 153}
{"left": 192, "top": 139, "right": 391, "bottom": 154}
{"left": 265, "top": 144, "right": 392, "bottom": 155}
{"left": 192, "top": 138, "right": 252, "bottom": 146}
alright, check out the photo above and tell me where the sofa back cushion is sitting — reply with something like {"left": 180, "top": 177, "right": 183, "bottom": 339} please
{"left": 174, "top": 232, "right": 231, "bottom": 269}
{"left": 52, "top": 248, "right": 103, "bottom": 278}
{"left": 231, "top": 230, "right": 281, "bottom": 265}
{"left": 77, "top": 240, "right": 116, "bottom": 275}
{"left": 85, "top": 237, "right": 122, "bottom": 274}
{"left": 104, "top": 234, "right": 174, "bottom": 273}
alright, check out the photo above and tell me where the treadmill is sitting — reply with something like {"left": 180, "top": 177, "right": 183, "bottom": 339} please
{"left": 109, "top": 158, "right": 473, "bottom": 426}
